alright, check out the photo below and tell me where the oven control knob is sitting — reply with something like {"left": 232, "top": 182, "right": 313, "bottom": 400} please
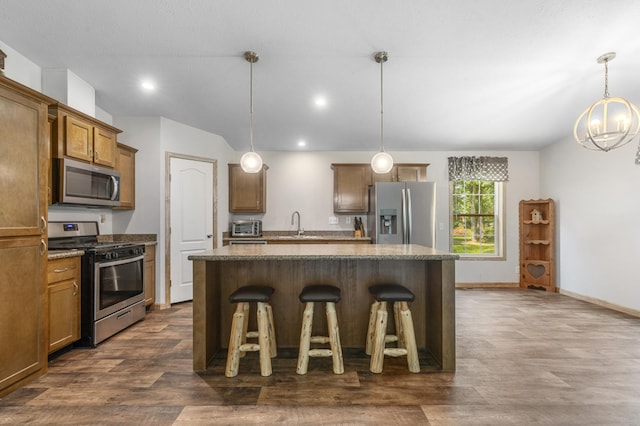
{"left": 113, "top": 252, "right": 119, "bottom": 259}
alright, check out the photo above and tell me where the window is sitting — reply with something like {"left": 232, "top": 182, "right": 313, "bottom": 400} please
{"left": 450, "top": 180, "right": 504, "bottom": 258}
{"left": 447, "top": 156, "right": 508, "bottom": 260}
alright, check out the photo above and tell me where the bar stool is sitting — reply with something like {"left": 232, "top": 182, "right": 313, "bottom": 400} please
{"left": 296, "top": 284, "right": 344, "bottom": 375}
{"left": 365, "top": 284, "right": 419, "bottom": 373}
{"left": 225, "top": 285, "right": 277, "bottom": 378}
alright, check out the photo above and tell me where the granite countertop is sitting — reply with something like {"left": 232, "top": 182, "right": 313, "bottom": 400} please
{"left": 223, "top": 231, "right": 371, "bottom": 243}
{"left": 48, "top": 249, "right": 85, "bottom": 260}
{"left": 189, "top": 244, "right": 459, "bottom": 261}
{"left": 98, "top": 234, "right": 157, "bottom": 245}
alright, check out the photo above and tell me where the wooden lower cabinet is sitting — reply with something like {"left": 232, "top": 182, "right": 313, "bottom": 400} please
{"left": 0, "top": 237, "right": 47, "bottom": 397}
{"left": 144, "top": 245, "right": 156, "bottom": 309}
{"left": 47, "top": 256, "right": 81, "bottom": 354}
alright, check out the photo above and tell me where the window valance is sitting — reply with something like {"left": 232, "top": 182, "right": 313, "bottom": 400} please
{"left": 448, "top": 156, "right": 509, "bottom": 182}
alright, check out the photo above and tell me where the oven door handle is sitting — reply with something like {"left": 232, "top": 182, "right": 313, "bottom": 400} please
{"left": 109, "top": 176, "right": 119, "bottom": 201}
{"left": 96, "top": 254, "right": 145, "bottom": 268}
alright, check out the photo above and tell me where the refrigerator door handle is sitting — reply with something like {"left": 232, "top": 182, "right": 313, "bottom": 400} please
{"left": 401, "top": 188, "right": 408, "bottom": 243}
{"left": 406, "top": 187, "right": 412, "bottom": 244}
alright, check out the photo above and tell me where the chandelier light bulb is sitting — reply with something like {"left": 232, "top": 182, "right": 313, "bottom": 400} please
{"left": 240, "top": 50, "right": 263, "bottom": 173}
{"left": 371, "top": 51, "right": 394, "bottom": 173}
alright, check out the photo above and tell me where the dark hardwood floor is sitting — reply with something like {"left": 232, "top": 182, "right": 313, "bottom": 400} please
{"left": 1, "top": 289, "right": 639, "bottom": 425}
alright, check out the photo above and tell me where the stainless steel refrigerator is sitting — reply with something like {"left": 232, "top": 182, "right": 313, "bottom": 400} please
{"left": 368, "top": 182, "right": 436, "bottom": 247}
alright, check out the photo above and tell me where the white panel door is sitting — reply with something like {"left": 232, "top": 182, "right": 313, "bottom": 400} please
{"left": 170, "top": 157, "right": 214, "bottom": 303}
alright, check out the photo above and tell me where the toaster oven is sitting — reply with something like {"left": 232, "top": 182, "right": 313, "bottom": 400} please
{"left": 231, "top": 220, "right": 262, "bottom": 237}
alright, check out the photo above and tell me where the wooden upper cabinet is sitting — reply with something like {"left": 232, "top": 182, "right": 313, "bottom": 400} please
{"left": 50, "top": 103, "right": 121, "bottom": 168}
{"left": 229, "top": 163, "right": 268, "bottom": 213}
{"left": 93, "top": 126, "right": 117, "bottom": 167}
{"left": 0, "top": 76, "right": 49, "bottom": 238}
{"left": 372, "top": 163, "right": 429, "bottom": 183}
{"left": 113, "top": 143, "right": 137, "bottom": 210}
{"left": 64, "top": 115, "right": 93, "bottom": 163}
{"left": 332, "top": 164, "right": 372, "bottom": 213}
{"left": 332, "top": 163, "right": 429, "bottom": 213}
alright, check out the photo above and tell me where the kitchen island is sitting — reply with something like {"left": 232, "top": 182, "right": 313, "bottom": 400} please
{"left": 189, "top": 244, "right": 458, "bottom": 372}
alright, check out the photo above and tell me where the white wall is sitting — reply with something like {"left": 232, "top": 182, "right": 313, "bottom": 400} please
{"left": 234, "top": 150, "right": 540, "bottom": 285}
{"left": 540, "top": 137, "right": 640, "bottom": 311}
{"left": 113, "top": 116, "right": 236, "bottom": 306}
{"left": 0, "top": 40, "right": 41, "bottom": 90}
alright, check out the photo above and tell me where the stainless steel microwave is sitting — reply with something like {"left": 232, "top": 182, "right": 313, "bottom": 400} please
{"left": 52, "top": 157, "right": 121, "bottom": 207}
{"left": 231, "top": 220, "right": 262, "bottom": 237}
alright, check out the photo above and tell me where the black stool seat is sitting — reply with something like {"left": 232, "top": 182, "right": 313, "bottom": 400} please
{"left": 369, "top": 284, "right": 415, "bottom": 302}
{"left": 229, "top": 285, "right": 274, "bottom": 303}
{"left": 299, "top": 284, "right": 341, "bottom": 303}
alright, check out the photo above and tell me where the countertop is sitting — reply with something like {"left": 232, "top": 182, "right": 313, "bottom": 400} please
{"left": 223, "top": 231, "right": 371, "bottom": 244}
{"left": 48, "top": 250, "right": 85, "bottom": 260}
{"left": 189, "top": 243, "right": 459, "bottom": 261}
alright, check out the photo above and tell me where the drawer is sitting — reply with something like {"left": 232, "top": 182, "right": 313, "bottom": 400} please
{"left": 48, "top": 257, "right": 80, "bottom": 284}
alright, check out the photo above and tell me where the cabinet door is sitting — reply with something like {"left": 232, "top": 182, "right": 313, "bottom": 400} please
{"left": 229, "top": 164, "right": 267, "bottom": 213}
{"left": 93, "top": 127, "right": 116, "bottom": 167}
{"left": 396, "top": 164, "right": 428, "bottom": 182}
{"left": 0, "top": 237, "right": 47, "bottom": 395}
{"left": 48, "top": 278, "right": 80, "bottom": 354}
{"left": 114, "top": 143, "right": 137, "bottom": 210}
{"left": 332, "top": 164, "right": 371, "bottom": 213}
{"left": 64, "top": 115, "right": 93, "bottom": 163}
{"left": 144, "top": 245, "right": 156, "bottom": 308}
{"left": 0, "top": 84, "right": 48, "bottom": 238}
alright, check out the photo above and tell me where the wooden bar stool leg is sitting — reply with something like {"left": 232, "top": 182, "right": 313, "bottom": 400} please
{"left": 266, "top": 303, "right": 277, "bottom": 358}
{"left": 325, "top": 302, "right": 344, "bottom": 374}
{"left": 370, "top": 301, "right": 388, "bottom": 374}
{"left": 393, "top": 301, "right": 405, "bottom": 349}
{"left": 225, "top": 303, "right": 246, "bottom": 378}
{"left": 399, "top": 302, "right": 420, "bottom": 373}
{"left": 365, "top": 300, "right": 380, "bottom": 355}
{"left": 296, "top": 301, "right": 314, "bottom": 375}
{"left": 256, "top": 302, "right": 272, "bottom": 377}
{"left": 239, "top": 302, "right": 250, "bottom": 358}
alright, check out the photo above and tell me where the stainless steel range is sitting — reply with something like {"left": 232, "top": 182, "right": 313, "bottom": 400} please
{"left": 48, "top": 221, "right": 145, "bottom": 347}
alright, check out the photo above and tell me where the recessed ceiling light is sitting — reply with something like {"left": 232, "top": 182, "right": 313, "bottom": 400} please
{"left": 314, "top": 96, "right": 327, "bottom": 108}
{"left": 140, "top": 80, "right": 156, "bottom": 91}
{"left": 297, "top": 139, "right": 307, "bottom": 147}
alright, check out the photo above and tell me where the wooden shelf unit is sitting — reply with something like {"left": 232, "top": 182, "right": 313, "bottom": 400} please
{"left": 519, "top": 199, "right": 555, "bottom": 292}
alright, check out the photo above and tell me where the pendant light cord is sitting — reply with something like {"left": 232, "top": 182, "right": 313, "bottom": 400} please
{"left": 603, "top": 58, "right": 610, "bottom": 99}
{"left": 249, "top": 57, "right": 255, "bottom": 152}
{"left": 380, "top": 55, "right": 385, "bottom": 152}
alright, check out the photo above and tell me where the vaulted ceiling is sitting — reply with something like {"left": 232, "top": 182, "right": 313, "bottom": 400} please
{"left": 2, "top": 0, "right": 640, "bottom": 152}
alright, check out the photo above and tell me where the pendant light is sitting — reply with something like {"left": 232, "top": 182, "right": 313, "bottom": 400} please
{"left": 573, "top": 52, "right": 640, "bottom": 152}
{"left": 371, "top": 51, "right": 394, "bottom": 174}
{"left": 240, "top": 51, "right": 263, "bottom": 173}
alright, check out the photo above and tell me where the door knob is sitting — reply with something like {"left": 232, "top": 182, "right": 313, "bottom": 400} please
{"left": 206, "top": 234, "right": 213, "bottom": 238}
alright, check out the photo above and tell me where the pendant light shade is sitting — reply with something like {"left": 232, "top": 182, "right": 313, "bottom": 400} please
{"left": 371, "top": 51, "right": 394, "bottom": 174}
{"left": 573, "top": 52, "right": 640, "bottom": 152}
{"left": 240, "top": 51, "right": 263, "bottom": 173}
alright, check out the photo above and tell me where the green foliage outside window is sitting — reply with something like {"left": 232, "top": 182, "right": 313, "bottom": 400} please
{"left": 451, "top": 180, "right": 497, "bottom": 255}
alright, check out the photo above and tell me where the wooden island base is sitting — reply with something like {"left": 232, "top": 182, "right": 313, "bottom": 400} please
{"left": 190, "top": 244, "right": 457, "bottom": 372}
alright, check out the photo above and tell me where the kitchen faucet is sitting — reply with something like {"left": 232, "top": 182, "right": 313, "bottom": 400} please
{"left": 291, "top": 210, "right": 303, "bottom": 236}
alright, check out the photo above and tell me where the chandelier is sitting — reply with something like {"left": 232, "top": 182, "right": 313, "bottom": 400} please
{"left": 573, "top": 52, "right": 640, "bottom": 152}
{"left": 240, "top": 51, "right": 263, "bottom": 173}
{"left": 371, "top": 51, "right": 394, "bottom": 174}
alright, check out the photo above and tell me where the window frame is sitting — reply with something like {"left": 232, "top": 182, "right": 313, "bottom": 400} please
{"left": 449, "top": 180, "right": 506, "bottom": 260}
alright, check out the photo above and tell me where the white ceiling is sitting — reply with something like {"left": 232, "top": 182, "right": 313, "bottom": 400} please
{"left": 2, "top": 0, "right": 640, "bottom": 152}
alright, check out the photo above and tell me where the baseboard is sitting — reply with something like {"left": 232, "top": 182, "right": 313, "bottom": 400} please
{"left": 559, "top": 288, "right": 640, "bottom": 318}
{"left": 455, "top": 282, "right": 519, "bottom": 289}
